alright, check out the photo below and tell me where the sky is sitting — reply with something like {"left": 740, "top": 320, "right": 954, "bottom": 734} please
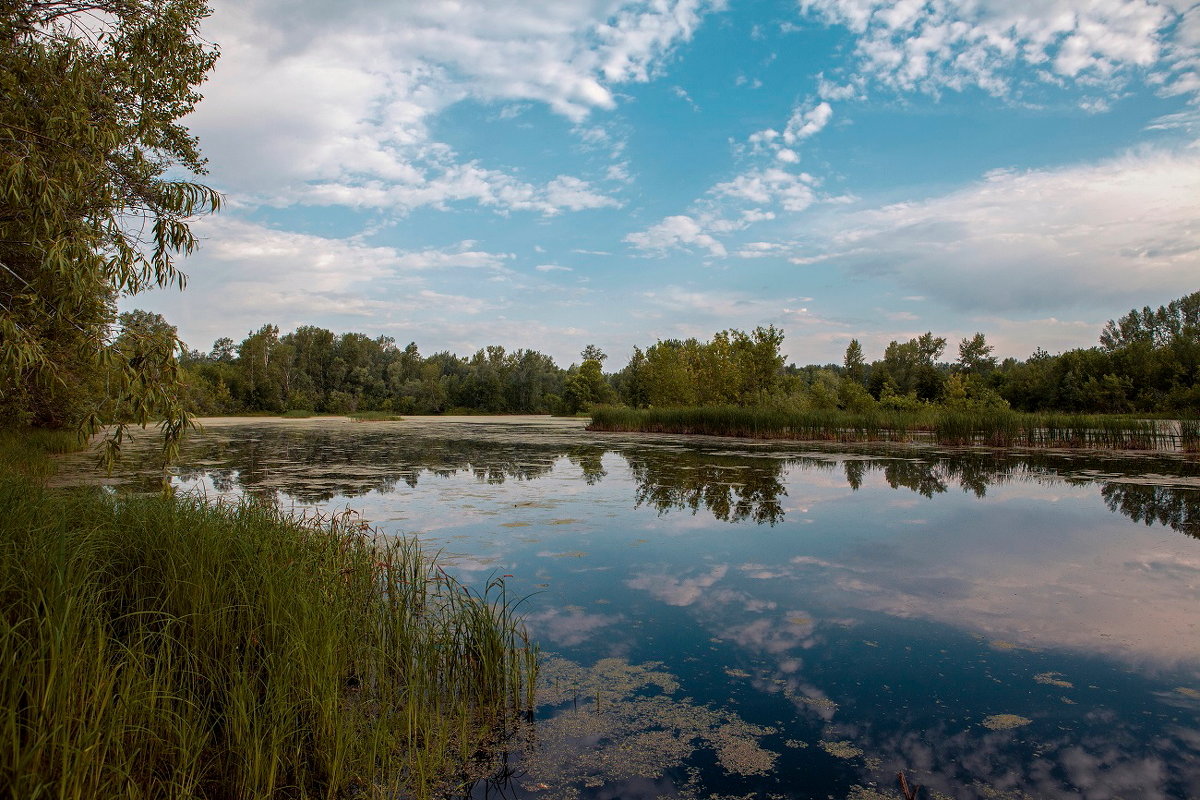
{"left": 127, "top": 0, "right": 1200, "bottom": 369}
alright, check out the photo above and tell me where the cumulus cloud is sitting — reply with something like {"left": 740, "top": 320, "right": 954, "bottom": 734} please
{"left": 796, "top": 0, "right": 1190, "bottom": 101}
{"left": 126, "top": 220, "right": 515, "bottom": 346}
{"left": 748, "top": 101, "right": 833, "bottom": 162}
{"left": 712, "top": 168, "right": 818, "bottom": 212}
{"left": 190, "top": 0, "right": 720, "bottom": 212}
{"left": 797, "top": 145, "right": 1200, "bottom": 313}
{"left": 624, "top": 170, "right": 817, "bottom": 257}
{"left": 624, "top": 214, "right": 728, "bottom": 256}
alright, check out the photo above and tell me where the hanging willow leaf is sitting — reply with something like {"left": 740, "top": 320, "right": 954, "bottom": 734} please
{"left": 0, "top": 1, "right": 219, "bottom": 474}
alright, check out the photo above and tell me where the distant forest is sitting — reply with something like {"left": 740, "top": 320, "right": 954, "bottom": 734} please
{"left": 163, "top": 290, "right": 1200, "bottom": 417}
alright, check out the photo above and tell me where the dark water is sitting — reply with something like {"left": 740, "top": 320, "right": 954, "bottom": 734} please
{"left": 64, "top": 417, "right": 1200, "bottom": 800}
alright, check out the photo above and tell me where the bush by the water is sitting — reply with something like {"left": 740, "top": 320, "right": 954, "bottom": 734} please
{"left": 0, "top": 433, "right": 536, "bottom": 799}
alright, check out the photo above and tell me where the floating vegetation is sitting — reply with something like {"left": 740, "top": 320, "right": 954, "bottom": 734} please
{"left": 1176, "top": 687, "right": 1200, "bottom": 699}
{"left": 521, "top": 657, "right": 779, "bottom": 799}
{"left": 820, "top": 739, "right": 864, "bottom": 759}
{"left": 846, "top": 787, "right": 897, "bottom": 800}
{"left": 982, "top": 714, "right": 1033, "bottom": 731}
{"left": 787, "top": 690, "right": 839, "bottom": 712}
{"left": 1034, "top": 672, "right": 1073, "bottom": 688}
{"left": 591, "top": 406, "right": 1194, "bottom": 452}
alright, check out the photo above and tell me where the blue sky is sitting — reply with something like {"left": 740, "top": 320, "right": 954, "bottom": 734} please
{"left": 129, "top": 0, "right": 1200, "bottom": 368}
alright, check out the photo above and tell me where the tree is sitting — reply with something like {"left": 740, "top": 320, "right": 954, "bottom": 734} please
{"left": 0, "top": 1, "right": 220, "bottom": 463}
{"left": 876, "top": 332, "right": 947, "bottom": 401}
{"left": 580, "top": 344, "right": 607, "bottom": 364}
{"left": 958, "top": 332, "right": 996, "bottom": 373}
{"left": 1101, "top": 291, "right": 1200, "bottom": 351}
{"left": 843, "top": 339, "right": 865, "bottom": 383}
{"left": 562, "top": 358, "right": 614, "bottom": 413}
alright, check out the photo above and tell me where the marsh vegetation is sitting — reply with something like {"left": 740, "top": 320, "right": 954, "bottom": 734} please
{"left": 0, "top": 432, "right": 536, "bottom": 799}
{"left": 590, "top": 406, "right": 1198, "bottom": 451}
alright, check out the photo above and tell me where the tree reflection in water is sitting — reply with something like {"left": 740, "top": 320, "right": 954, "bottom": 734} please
{"left": 624, "top": 450, "right": 790, "bottom": 525}
{"left": 1101, "top": 482, "right": 1200, "bottom": 539}
{"left": 155, "top": 424, "right": 1200, "bottom": 540}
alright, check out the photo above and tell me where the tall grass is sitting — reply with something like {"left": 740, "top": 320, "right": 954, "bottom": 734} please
{"left": 0, "top": 433, "right": 536, "bottom": 799}
{"left": 590, "top": 406, "right": 1190, "bottom": 451}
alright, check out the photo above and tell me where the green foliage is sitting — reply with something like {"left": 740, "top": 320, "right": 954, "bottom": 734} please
{"left": 957, "top": 332, "right": 996, "bottom": 373}
{"left": 0, "top": 1, "right": 220, "bottom": 460}
{"left": 623, "top": 326, "right": 786, "bottom": 408}
{"left": 0, "top": 444, "right": 536, "bottom": 799}
{"left": 843, "top": 338, "right": 865, "bottom": 382}
{"left": 166, "top": 290, "right": 1200, "bottom": 420}
{"left": 562, "top": 357, "right": 616, "bottom": 413}
{"left": 183, "top": 329, "right": 574, "bottom": 416}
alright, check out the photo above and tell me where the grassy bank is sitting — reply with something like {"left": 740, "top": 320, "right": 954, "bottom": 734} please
{"left": 590, "top": 406, "right": 1200, "bottom": 451}
{"left": 0, "top": 430, "right": 536, "bottom": 799}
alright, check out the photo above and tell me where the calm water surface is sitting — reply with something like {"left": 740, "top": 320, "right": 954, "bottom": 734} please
{"left": 62, "top": 416, "right": 1200, "bottom": 800}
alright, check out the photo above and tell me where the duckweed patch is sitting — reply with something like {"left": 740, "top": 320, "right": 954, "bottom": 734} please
{"left": 521, "top": 657, "right": 779, "bottom": 799}
{"left": 1034, "top": 672, "right": 1073, "bottom": 688}
{"left": 982, "top": 714, "right": 1033, "bottom": 731}
{"left": 820, "top": 740, "right": 864, "bottom": 759}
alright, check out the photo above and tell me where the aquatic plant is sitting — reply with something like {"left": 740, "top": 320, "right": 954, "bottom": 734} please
{"left": 0, "top": 436, "right": 535, "bottom": 799}
{"left": 590, "top": 407, "right": 1190, "bottom": 451}
{"left": 348, "top": 410, "right": 405, "bottom": 421}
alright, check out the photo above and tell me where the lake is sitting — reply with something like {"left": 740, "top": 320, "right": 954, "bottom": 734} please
{"left": 59, "top": 416, "right": 1200, "bottom": 800}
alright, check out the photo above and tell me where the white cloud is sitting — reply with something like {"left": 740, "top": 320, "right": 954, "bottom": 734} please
{"left": 784, "top": 101, "right": 834, "bottom": 142}
{"left": 624, "top": 214, "right": 728, "bottom": 256}
{"left": 625, "top": 169, "right": 817, "bottom": 258}
{"left": 125, "top": 219, "right": 517, "bottom": 346}
{"left": 749, "top": 101, "right": 834, "bottom": 162}
{"left": 190, "top": 0, "right": 721, "bottom": 213}
{"left": 797, "top": 0, "right": 1191, "bottom": 102}
{"left": 713, "top": 168, "right": 818, "bottom": 212}
{"left": 535, "top": 264, "right": 574, "bottom": 272}
{"left": 797, "top": 145, "right": 1200, "bottom": 313}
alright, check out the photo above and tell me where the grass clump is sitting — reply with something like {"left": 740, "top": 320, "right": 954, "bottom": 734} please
{"left": 280, "top": 409, "right": 316, "bottom": 418}
{"left": 0, "top": 428, "right": 84, "bottom": 479}
{"left": 0, "top": 433, "right": 535, "bottom": 799}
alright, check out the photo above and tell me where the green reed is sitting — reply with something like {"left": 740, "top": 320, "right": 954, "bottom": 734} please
{"left": 348, "top": 411, "right": 405, "bottom": 421}
{"left": 0, "top": 434, "right": 535, "bottom": 800}
{"left": 1180, "top": 417, "right": 1200, "bottom": 452}
{"left": 591, "top": 406, "right": 1188, "bottom": 451}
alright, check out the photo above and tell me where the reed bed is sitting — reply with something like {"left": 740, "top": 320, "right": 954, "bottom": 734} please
{"left": 0, "top": 435, "right": 536, "bottom": 800}
{"left": 590, "top": 406, "right": 1193, "bottom": 451}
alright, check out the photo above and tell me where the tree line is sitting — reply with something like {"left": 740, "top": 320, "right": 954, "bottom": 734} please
{"left": 162, "top": 290, "right": 1200, "bottom": 418}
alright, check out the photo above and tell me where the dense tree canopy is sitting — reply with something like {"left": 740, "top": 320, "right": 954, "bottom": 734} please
{"left": 160, "top": 291, "right": 1200, "bottom": 419}
{"left": 0, "top": 1, "right": 219, "bottom": 459}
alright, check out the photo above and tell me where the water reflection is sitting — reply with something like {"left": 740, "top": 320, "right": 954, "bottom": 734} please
{"left": 1101, "top": 482, "right": 1200, "bottom": 539}
{"left": 137, "top": 422, "right": 1200, "bottom": 541}
{"left": 626, "top": 449, "right": 788, "bottom": 524}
